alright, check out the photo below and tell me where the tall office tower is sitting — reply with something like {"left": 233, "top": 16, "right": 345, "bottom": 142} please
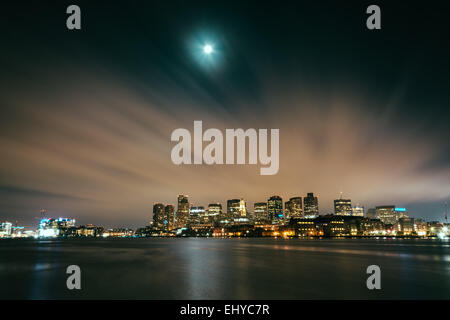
{"left": 268, "top": 195, "right": 283, "bottom": 223}
{"left": 254, "top": 202, "right": 268, "bottom": 223}
{"left": 285, "top": 201, "right": 292, "bottom": 218}
{"left": 176, "top": 194, "right": 190, "bottom": 228}
{"left": 289, "top": 197, "right": 303, "bottom": 218}
{"left": 207, "top": 203, "right": 222, "bottom": 216}
{"left": 375, "top": 205, "right": 397, "bottom": 225}
{"left": 206, "top": 203, "right": 222, "bottom": 225}
{"left": 153, "top": 203, "right": 166, "bottom": 231}
{"left": 189, "top": 206, "right": 205, "bottom": 226}
{"left": 334, "top": 194, "right": 352, "bottom": 216}
{"left": 303, "top": 192, "right": 319, "bottom": 218}
{"left": 165, "top": 204, "right": 175, "bottom": 231}
{"left": 352, "top": 205, "right": 364, "bottom": 217}
{"left": 227, "top": 199, "right": 247, "bottom": 220}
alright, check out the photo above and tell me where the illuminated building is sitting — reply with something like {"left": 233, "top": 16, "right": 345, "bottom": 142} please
{"left": 428, "top": 221, "right": 445, "bottom": 236}
{"left": 38, "top": 218, "right": 75, "bottom": 238}
{"left": 395, "top": 217, "right": 415, "bottom": 235}
{"left": 334, "top": 194, "right": 352, "bottom": 216}
{"left": 189, "top": 206, "right": 205, "bottom": 226}
{"left": 0, "top": 221, "right": 12, "bottom": 238}
{"left": 414, "top": 219, "right": 428, "bottom": 236}
{"left": 227, "top": 199, "right": 247, "bottom": 220}
{"left": 303, "top": 192, "right": 319, "bottom": 218}
{"left": 176, "top": 194, "right": 190, "bottom": 228}
{"left": 102, "top": 228, "right": 134, "bottom": 237}
{"left": 288, "top": 197, "right": 303, "bottom": 219}
{"left": 253, "top": 202, "right": 268, "bottom": 224}
{"left": 165, "top": 204, "right": 175, "bottom": 231}
{"left": 206, "top": 203, "right": 222, "bottom": 225}
{"left": 152, "top": 203, "right": 166, "bottom": 231}
{"left": 375, "top": 206, "right": 407, "bottom": 225}
{"left": 284, "top": 201, "right": 291, "bottom": 218}
{"left": 11, "top": 225, "right": 25, "bottom": 238}
{"left": 75, "top": 225, "right": 104, "bottom": 237}
{"left": 394, "top": 207, "right": 408, "bottom": 219}
{"left": 207, "top": 203, "right": 222, "bottom": 217}
{"left": 375, "top": 205, "right": 397, "bottom": 225}
{"left": 315, "top": 215, "right": 347, "bottom": 237}
{"left": 352, "top": 205, "right": 364, "bottom": 217}
{"left": 268, "top": 195, "right": 283, "bottom": 223}
{"left": 290, "top": 218, "right": 317, "bottom": 236}
{"left": 360, "top": 218, "right": 385, "bottom": 236}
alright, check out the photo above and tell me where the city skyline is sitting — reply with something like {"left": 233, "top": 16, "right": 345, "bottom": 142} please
{"left": 2, "top": 191, "right": 448, "bottom": 230}
{"left": 1, "top": 2, "right": 450, "bottom": 229}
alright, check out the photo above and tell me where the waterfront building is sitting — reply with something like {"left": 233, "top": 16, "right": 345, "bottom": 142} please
{"left": 290, "top": 218, "right": 317, "bottom": 236}
{"left": 428, "top": 221, "right": 445, "bottom": 236}
{"left": 38, "top": 217, "right": 75, "bottom": 238}
{"left": 0, "top": 221, "right": 12, "bottom": 238}
{"left": 315, "top": 215, "right": 347, "bottom": 237}
{"left": 414, "top": 219, "right": 428, "bottom": 236}
{"left": 75, "top": 225, "right": 104, "bottom": 237}
{"left": 360, "top": 218, "right": 385, "bottom": 236}
{"left": 395, "top": 217, "right": 415, "bottom": 235}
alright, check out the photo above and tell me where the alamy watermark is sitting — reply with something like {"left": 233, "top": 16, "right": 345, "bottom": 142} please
{"left": 171, "top": 121, "right": 279, "bottom": 175}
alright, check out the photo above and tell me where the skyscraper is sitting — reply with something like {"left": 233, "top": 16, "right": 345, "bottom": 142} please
{"left": 176, "top": 194, "right": 189, "bottom": 228}
{"left": 207, "top": 203, "right": 222, "bottom": 217}
{"left": 165, "top": 204, "right": 175, "bottom": 231}
{"left": 189, "top": 206, "right": 205, "bottom": 226}
{"left": 153, "top": 203, "right": 166, "bottom": 231}
{"left": 227, "top": 199, "right": 247, "bottom": 220}
{"left": 352, "top": 205, "right": 364, "bottom": 217}
{"left": 207, "top": 203, "right": 222, "bottom": 225}
{"left": 303, "top": 193, "right": 319, "bottom": 218}
{"left": 285, "top": 201, "right": 292, "bottom": 218}
{"left": 254, "top": 202, "right": 268, "bottom": 223}
{"left": 287, "top": 197, "right": 303, "bottom": 219}
{"left": 375, "top": 205, "right": 396, "bottom": 225}
{"left": 268, "top": 195, "right": 283, "bottom": 223}
{"left": 334, "top": 195, "right": 352, "bottom": 216}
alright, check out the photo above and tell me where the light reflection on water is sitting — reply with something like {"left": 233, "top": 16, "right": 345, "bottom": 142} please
{"left": 0, "top": 238, "right": 449, "bottom": 299}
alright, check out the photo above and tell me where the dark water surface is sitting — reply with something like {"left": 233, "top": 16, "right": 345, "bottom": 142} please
{"left": 1, "top": 238, "right": 450, "bottom": 299}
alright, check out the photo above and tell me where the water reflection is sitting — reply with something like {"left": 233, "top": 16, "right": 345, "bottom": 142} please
{"left": 0, "top": 238, "right": 449, "bottom": 299}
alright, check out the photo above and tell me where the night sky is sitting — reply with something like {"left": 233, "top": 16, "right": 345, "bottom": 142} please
{"left": 1, "top": 1, "right": 450, "bottom": 228}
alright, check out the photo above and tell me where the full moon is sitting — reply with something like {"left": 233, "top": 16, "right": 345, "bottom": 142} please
{"left": 203, "top": 44, "right": 213, "bottom": 54}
